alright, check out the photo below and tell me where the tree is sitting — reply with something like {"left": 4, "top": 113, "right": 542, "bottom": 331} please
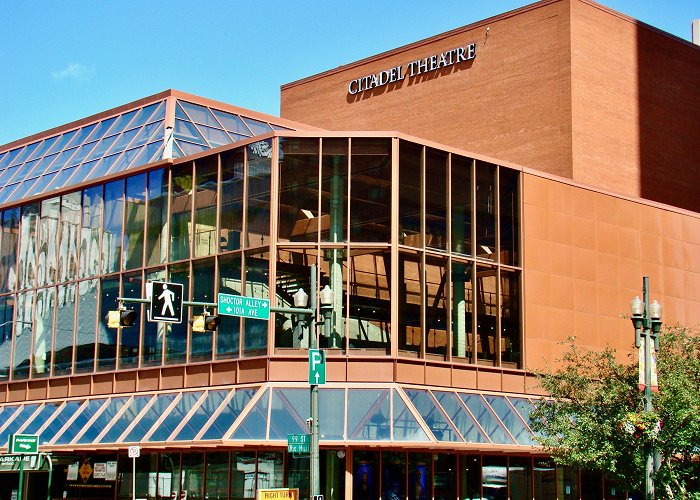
{"left": 530, "top": 325, "right": 700, "bottom": 497}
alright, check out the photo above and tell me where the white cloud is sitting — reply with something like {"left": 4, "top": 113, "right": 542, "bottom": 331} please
{"left": 51, "top": 63, "right": 93, "bottom": 82}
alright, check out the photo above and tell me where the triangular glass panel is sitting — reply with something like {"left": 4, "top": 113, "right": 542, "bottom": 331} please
{"left": 124, "top": 393, "right": 177, "bottom": 442}
{"left": 13, "top": 142, "right": 40, "bottom": 165}
{"left": 147, "top": 391, "right": 204, "bottom": 442}
{"left": 174, "top": 389, "right": 229, "bottom": 441}
{"left": 0, "top": 183, "right": 20, "bottom": 205}
{"left": 132, "top": 141, "right": 163, "bottom": 166}
{"left": 43, "top": 167, "right": 74, "bottom": 194}
{"left": 404, "top": 389, "right": 461, "bottom": 442}
{"left": 242, "top": 117, "right": 273, "bottom": 135}
{"left": 77, "top": 396, "right": 129, "bottom": 444}
{"left": 271, "top": 124, "right": 294, "bottom": 131}
{"left": 172, "top": 142, "right": 184, "bottom": 159}
{"left": 110, "top": 110, "right": 139, "bottom": 135}
{"left": 459, "top": 393, "right": 515, "bottom": 444}
{"left": 29, "top": 137, "right": 59, "bottom": 161}
{"left": 0, "top": 404, "right": 39, "bottom": 442}
{"left": 64, "top": 160, "right": 99, "bottom": 188}
{"left": 231, "top": 387, "right": 269, "bottom": 440}
{"left": 26, "top": 172, "right": 58, "bottom": 198}
{"left": 202, "top": 387, "right": 257, "bottom": 440}
{"left": 196, "top": 124, "right": 233, "bottom": 148}
{"left": 40, "top": 400, "right": 83, "bottom": 444}
{"left": 212, "top": 110, "right": 252, "bottom": 136}
{"left": 21, "top": 402, "right": 62, "bottom": 435}
{"left": 179, "top": 101, "right": 220, "bottom": 127}
{"left": 509, "top": 396, "right": 543, "bottom": 439}
{"left": 86, "top": 153, "right": 119, "bottom": 181}
{"left": 6, "top": 177, "right": 40, "bottom": 203}
{"left": 175, "top": 102, "right": 189, "bottom": 121}
{"left": 106, "top": 128, "right": 140, "bottom": 157}
{"left": 268, "top": 388, "right": 309, "bottom": 440}
{"left": 484, "top": 395, "right": 538, "bottom": 446}
{"left": 105, "top": 146, "right": 143, "bottom": 176}
{"left": 86, "top": 135, "right": 119, "bottom": 162}
{"left": 347, "top": 389, "right": 390, "bottom": 440}
{"left": 98, "top": 394, "right": 153, "bottom": 444}
{"left": 47, "top": 147, "right": 78, "bottom": 173}
{"left": 130, "top": 120, "right": 163, "bottom": 149}
{"left": 174, "top": 119, "right": 208, "bottom": 146}
{"left": 393, "top": 390, "right": 430, "bottom": 442}
{"left": 86, "top": 116, "right": 118, "bottom": 143}
{"left": 68, "top": 140, "right": 98, "bottom": 168}
{"left": 54, "top": 398, "right": 108, "bottom": 444}
{"left": 176, "top": 140, "right": 209, "bottom": 156}
{"left": 66, "top": 124, "right": 97, "bottom": 149}
{"left": 46, "top": 130, "right": 78, "bottom": 156}
{"left": 129, "top": 102, "right": 162, "bottom": 130}
{"left": 0, "top": 148, "right": 23, "bottom": 169}
{"left": 0, "top": 165, "right": 19, "bottom": 186}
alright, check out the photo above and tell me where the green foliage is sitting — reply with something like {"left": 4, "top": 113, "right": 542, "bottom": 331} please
{"left": 531, "top": 326, "right": 700, "bottom": 496}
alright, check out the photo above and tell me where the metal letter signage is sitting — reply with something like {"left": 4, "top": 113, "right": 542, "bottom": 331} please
{"left": 149, "top": 281, "right": 184, "bottom": 323}
{"left": 308, "top": 349, "right": 326, "bottom": 385}
{"left": 218, "top": 293, "right": 270, "bottom": 320}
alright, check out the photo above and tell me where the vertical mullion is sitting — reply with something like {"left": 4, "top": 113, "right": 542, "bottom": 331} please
{"left": 267, "top": 137, "right": 280, "bottom": 356}
{"left": 470, "top": 159, "right": 477, "bottom": 364}
{"left": 446, "top": 153, "right": 453, "bottom": 362}
{"left": 420, "top": 146, "right": 426, "bottom": 360}
{"left": 389, "top": 137, "right": 399, "bottom": 359}
{"left": 495, "top": 166, "right": 502, "bottom": 367}
{"left": 213, "top": 153, "right": 222, "bottom": 358}
{"left": 240, "top": 145, "right": 248, "bottom": 358}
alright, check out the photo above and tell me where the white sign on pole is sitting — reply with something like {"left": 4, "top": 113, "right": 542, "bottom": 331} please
{"left": 128, "top": 446, "right": 141, "bottom": 458}
{"left": 93, "top": 463, "right": 106, "bottom": 479}
{"left": 106, "top": 461, "right": 118, "bottom": 481}
{"left": 67, "top": 463, "right": 79, "bottom": 481}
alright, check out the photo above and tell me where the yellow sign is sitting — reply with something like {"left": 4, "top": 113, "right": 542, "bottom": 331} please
{"left": 79, "top": 460, "right": 93, "bottom": 483}
{"left": 257, "top": 488, "right": 299, "bottom": 500}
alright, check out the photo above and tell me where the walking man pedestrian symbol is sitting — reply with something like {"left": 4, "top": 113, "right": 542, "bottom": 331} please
{"left": 158, "top": 284, "right": 175, "bottom": 316}
{"left": 149, "top": 281, "right": 184, "bottom": 324}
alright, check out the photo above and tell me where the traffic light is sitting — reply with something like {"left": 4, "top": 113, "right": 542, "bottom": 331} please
{"left": 106, "top": 308, "right": 138, "bottom": 328}
{"left": 190, "top": 313, "right": 221, "bottom": 332}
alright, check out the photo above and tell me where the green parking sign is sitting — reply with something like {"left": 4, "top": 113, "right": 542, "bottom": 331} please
{"left": 8, "top": 434, "right": 39, "bottom": 454}
{"left": 309, "top": 349, "right": 326, "bottom": 385}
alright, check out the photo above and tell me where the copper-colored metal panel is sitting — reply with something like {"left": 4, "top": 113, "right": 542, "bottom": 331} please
{"left": 501, "top": 372, "right": 526, "bottom": 394}
{"left": 268, "top": 359, "right": 306, "bottom": 382}
{"left": 92, "top": 374, "right": 113, "bottom": 395}
{"left": 7, "top": 383, "right": 26, "bottom": 403}
{"left": 238, "top": 359, "right": 267, "bottom": 384}
{"left": 185, "top": 365, "right": 210, "bottom": 388}
{"left": 211, "top": 362, "right": 237, "bottom": 385}
{"left": 0, "top": 383, "right": 6, "bottom": 403}
{"left": 69, "top": 376, "right": 91, "bottom": 397}
{"left": 394, "top": 361, "right": 424, "bottom": 385}
{"left": 477, "top": 369, "right": 501, "bottom": 392}
{"left": 326, "top": 358, "right": 347, "bottom": 382}
{"left": 114, "top": 372, "right": 137, "bottom": 394}
{"left": 425, "top": 364, "right": 450, "bottom": 387}
{"left": 450, "top": 365, "right": 477, "bottom": 390}
{"left": 137, "top": 369, "right": 160, "bottom": 392}
{"left": 161, "top": 367, "right": 185, "bottom": 390}
{"left": 47, "top": 378, "right": 70, "bottom": 399}
{"left": 347, "top": 360, "right": 393, "bottom": 383}
{"left": 26, "top": 380, "right": 48, "bottom": 401}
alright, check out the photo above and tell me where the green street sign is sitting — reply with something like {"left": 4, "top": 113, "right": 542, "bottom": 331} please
{"left": 218, "top": 294, "right": 270, "bottom": 320}
{"left": 8, "top": 434, "right": 39, "bottom": 454}
{"left": 309, "top": 349, "right": 326, "bottom": 385}
{"left": 287, "top": 433, "right": 310, "bottom": 454}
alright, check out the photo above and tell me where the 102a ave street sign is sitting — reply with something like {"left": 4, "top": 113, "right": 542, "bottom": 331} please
{"left": 7, "top": 434, "right": 39, "bottom": 454}
{"left": 218, "top": 294, "right": 270, "bottom": 320}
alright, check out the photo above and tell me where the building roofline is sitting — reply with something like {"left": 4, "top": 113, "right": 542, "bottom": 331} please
{"left": 281, "top": 0, "right": 699, "bottom": 91}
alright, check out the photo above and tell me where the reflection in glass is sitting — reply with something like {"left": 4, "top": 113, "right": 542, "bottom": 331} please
{"left": 191, "top": 258, "right": 215, "bottom": 361}
{"left": 382, "top": 451, "right": 406, "bottom": 500}
{"left": 12, "top": 290, "right": 33, "bottom": 379}
{"left": 319, "top": 247, "right": 345, "bottom": 349}
{"left": 203, "top": 388, "right": 257, "bottom": 440}
{"left": 181, "top": 452, "right": 205, "bottom": 499}
{"left": 0, "top": 296, "right": 14, "bottom": 379}
{"left": 404, "top": 389, "right": 460, "bottom": 442}
{"left": 425, "top": 255, "right": 448, "bottom": 356}
{"left": 477, "top": 266, "right": 497, "bottom": 364}
{"left": 124, "top": 174, "right": 146, "bottom": 270}
{"left": 534, "top": 459, "right": 556, "bottom": 499}
{"left": 243, "top": 250, "right": 269, "bottom": 356}
{"left": 425, "top": 148, "right": 447, "bottom": 250}
{"left": 218, "top": 253, "right": 241, "bottom": 358}
{"left": 167, "top": 263, "right": 189, "bottom": 364}
{"left": 54, "top": 398, "right": 106, "bottom": 444}
{"left": 268, "top": 388, "right": 309, "bottom": 440}
{"left": 206, "top": 452, "right": 230, "bottom": 499}
{"left": 75, "top": 279, "right": 97, "bottom": 373}
{"left": 460, "top": 394, "right": 514, "bottom": 444}
{"left": 432, "top": 391, "right": 488, "bottom": 443}
{"left": 408, "top": 452, "right": 431, "bottom": 500}
{"left": 434, "top": 453, "right": 457, "bottom": 500}
{"left": 347, "top": 389, "right": 390, "bottom": 440}
{"left": 247, "top": 139, "right": 272, "bottom": 248}
{"left": 220, "top": 148, "right": 244, "bottom": 252}
{"left": 460, "top": 455, "right": 482, "bottom": 500}
{"left": 231, "top": 451, "right": 257, "bottom": 500}
{"left": 451, "top": 260, "right": 473, "bottom": 360}
{"left": 39, "top": 198, "right": 59, "bottom": 286}
{"left": 476, "top": 161, "right": 497, "bottom": 260}
{"left": 77, "top": 396, "right": 128, "bottom": 444}
{"left": 0, "top": 208, "right": 20, "bottom": 293}
{"left": 482, "top": 455, "right": 508, "bottom": 499}
{"left": 99, "top": 395, "right": 153, "bottom": 444}
{"left": 143, "top": 269, "right": 165, "bottom": 366}
{"left": 278, "top": 138, "right": 319, "bottom": 243}
{"left": 321, "top": 138, "right": 348, "bottom": 243}
{"left": 399, "top": 141, "right": 422, "bottom": 247}
{"left": 353, "top": 450, "right": 379, "bottom": 500}
{"left": 501, "top": 271, "right": 521, "bottom": 367}
{"left": 174, "top": 390, "right": 228, "bottom": 441}
{"left": 80, "top": 186, "right": 103, "bottom": 279}
{"left": 97, "top": 276, "right": 119, "bottom": 371}
{"left": 347, "top": 249, "right": 390, "bottom": 351}
{"left": 53, "top": 283, "right": 75, "bottom": 375}
{"left": 170, "top": 164, "right": 193, "bottom": 262}
{"left": 394, "top": 390, "right": 430, "bottom": 442}
{"left": 157, "top": 453, "right": 181, "bottom": 500}
{"left": 32, "top": 287, "right": 55, "bottom": 377}
{"left": 274, "top": 247, "right": 316, "bottom": 348}
{"left": 146, "top": 169, "right": 168, "bottom": 266}
{"left": 59, "top": 193, "right": 80, "bottom": 282}
{"left": 149, "top": 392, "right": 204, "bottom": 442}
{"left": 500, "top": 168, "right": 519, "bottom": 266}
{"left": 194, "top": 156, "right": 218, "bottom": 257}
{"left": 350, "top": 138, "right": 391, "bottom": 242}
{"left": 232, "top": 388, "right": 269, "bottom": 440}
{"left": 125, "top": 393, "right": 177, "bottom": 442}
{"left": 119, "top": 273, "right": 141, "bottom": 368}
{"left": 399, "top": 252, "right": 421, "bottom": 355}
{"left": 18, "top": 204, "right": 39, "bottom": 290}
{"left": 510, "top": 457, "right": 533, "bottom": 500}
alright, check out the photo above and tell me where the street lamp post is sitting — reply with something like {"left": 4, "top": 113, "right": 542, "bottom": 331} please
{"left": 630, "top": 275, "right": 663, "bottom": 500}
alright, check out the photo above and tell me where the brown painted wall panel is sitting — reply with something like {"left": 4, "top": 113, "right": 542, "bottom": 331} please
{"left": 347, "top": 360, "right": 393, "bottom": 383}
{"left": 186, "top": 365, "right": 211, "bottom": 388}
{"left": 281, "top": 1, "right": 573, "bottom": 180}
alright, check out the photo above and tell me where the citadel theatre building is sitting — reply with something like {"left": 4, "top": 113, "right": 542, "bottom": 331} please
{"left": 0, "top": 0, "right": 698, "bottom": 499}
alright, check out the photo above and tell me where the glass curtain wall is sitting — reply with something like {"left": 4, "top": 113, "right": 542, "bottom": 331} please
{"left": 0, "top": 134, "right": 521, "bottom": 378}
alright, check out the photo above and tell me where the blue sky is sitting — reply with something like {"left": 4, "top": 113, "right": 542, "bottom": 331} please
{"left": 1, "top": 0, "right": 697, "bottom": 147}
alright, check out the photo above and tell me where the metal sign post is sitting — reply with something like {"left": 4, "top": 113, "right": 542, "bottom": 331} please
{"left": 128, "top": 446, "right": 140, "bottom": 500}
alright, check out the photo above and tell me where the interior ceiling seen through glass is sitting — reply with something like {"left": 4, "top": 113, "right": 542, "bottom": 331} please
{"left": 0, "top": 385, "right": 540, "bottom": 449}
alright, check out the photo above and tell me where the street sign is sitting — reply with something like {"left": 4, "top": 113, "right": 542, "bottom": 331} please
{"left": 287, "top": 433, "right": 310, "bottom": 454}
{"left": 7, "top": 434, "right": 39, "bottom": 454}
{"left": 309, "top": 349, "right": 326, "bottom": 385}
{"left": 128, "top": 446, "right": 141, "bottom": 458}
{"left": 218, "top": 293, "right": 270, "bottom": 320}
{"left": 149, "top": 281, "right": 184, "bottom": 323}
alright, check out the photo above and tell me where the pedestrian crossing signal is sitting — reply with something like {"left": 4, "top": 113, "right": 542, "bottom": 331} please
{"left": 148, "top": 281, "right": 184, "bottom": 324}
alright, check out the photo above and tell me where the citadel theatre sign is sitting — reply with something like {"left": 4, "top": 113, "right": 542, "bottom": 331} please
{"left": 347, "top": 42, "right": 476, "bottom": 95}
